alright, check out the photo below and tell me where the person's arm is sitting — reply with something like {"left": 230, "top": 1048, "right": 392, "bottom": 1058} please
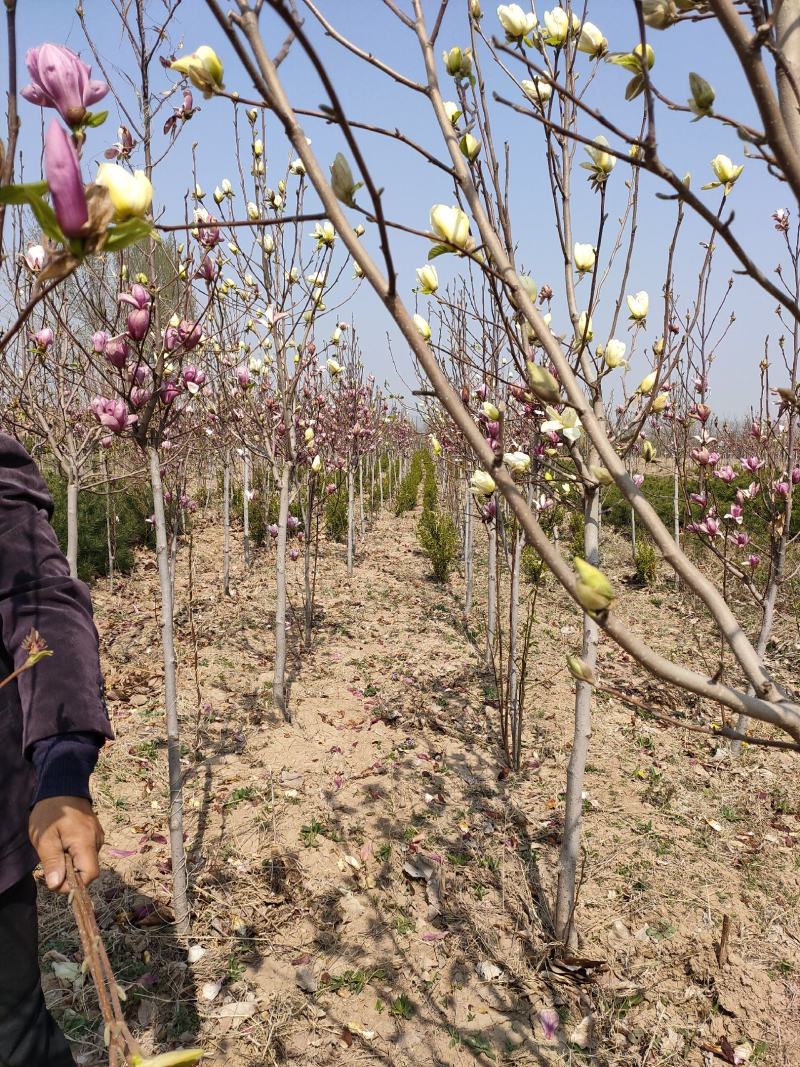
{"left": 0, "top": 433, "right": 113, "bottom": 891}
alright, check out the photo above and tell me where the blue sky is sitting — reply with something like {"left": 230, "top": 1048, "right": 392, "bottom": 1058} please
{"left": 8, "top": 1, "right": 791, "bottom": 416}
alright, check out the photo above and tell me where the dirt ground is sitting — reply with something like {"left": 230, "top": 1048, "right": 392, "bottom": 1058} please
{"left": 39, "top": 499, "right": 800, "bottom": 1066}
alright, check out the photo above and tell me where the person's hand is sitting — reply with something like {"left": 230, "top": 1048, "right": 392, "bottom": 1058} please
{"left": 29, "top": 797, "right": 104, "bottom": 893}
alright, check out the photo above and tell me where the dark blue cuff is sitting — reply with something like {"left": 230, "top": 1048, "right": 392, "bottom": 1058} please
{"left": 30, "top": 732, "right": 104, "bottom": 807}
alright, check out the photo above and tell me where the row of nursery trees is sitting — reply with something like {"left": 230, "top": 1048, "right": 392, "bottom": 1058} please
{"left": 1, "top": 0, "right": 800, "bottom": 969}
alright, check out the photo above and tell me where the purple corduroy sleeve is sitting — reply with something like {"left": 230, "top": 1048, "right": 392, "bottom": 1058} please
{"left": 0, "top": 432, "right": 113, "bottom": 760}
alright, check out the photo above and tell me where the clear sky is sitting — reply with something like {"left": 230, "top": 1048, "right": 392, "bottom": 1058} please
{"left": 6, "top": 1, "right": 791, "bottom": 416}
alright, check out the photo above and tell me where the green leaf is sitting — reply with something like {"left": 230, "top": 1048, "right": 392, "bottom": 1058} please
{"left": 103, "top": 217, "right": 153, "bottom": 252}
{"left": 607, "top": 51, "right": 640, "bottom": 73}
{"left": 0, "top": 180, "right": 49, "bottom": 205}
{"left": 27, "top": 196, "right": 64, "bottom": 243}
{"left": 84, "top": 109, "right": 109, "bottom": 128}
{"left": 625, "top": 74, "right": 645, "bottom": 101}
{"left": 427, "top": 243, "right": 452, "bottom": 260}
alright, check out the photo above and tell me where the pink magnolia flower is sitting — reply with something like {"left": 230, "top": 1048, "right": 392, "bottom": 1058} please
{"left": 739, "top": 481, "right": 759, "bottom": 501}
{"left": 694, "top": 375, "right": 708, "bottom": 393}
{"left": 130, "top": 364, "right": 148, "bottom": 385}
{"left": 750, "top": 421, "right": 763, "bottom": 440}
{"left": 741, "top": 455, "right": 765, "bottom": 473}
{"left": 791, "top": 467, "right": 800, "bottom": 484}
{"left": 268, "top": 523, "right": 279, "bottom": 538}
{"left": 195, "top": 255, "right": 219, "bottom": 282}
{"left": 690, "top": 447, "right": 719, "bottom": 467}
{"left": 714, "top": 465, "right": 736, "bottom": 483}
{"left": 748, "top": 554, "right": 761, "bottom": 569}
{"left": 290, "top": 548, "right": 300, "bottom": 562}
{"left": 632, "top": 474, "right": 645, "bottom": 488}
{"left": 689, "top": 403, "right": 711, "bottom": 424}
{"left": 235, "top": 366, "right": 251, "bottom": 389}
{"left": 538, "top": 1008, "right": 560, "bottom": 1041}
{"left": 91, "top": 329, "right": 109, "bottom": 353}
{"left": 724, "top": 503, "right": 743, "bottom": 524}
{"left": 697, "top": 514, "right": 720, "bottom": 538}
{"left": 179, "top": 319, "right": 202, "bottom": 350}
{"left": 182, "top": 365, "right": 206, "bottom": 394}
{"left": 129, "top": 386, "right": 151, "bottom": 408}
{"left": 43, "top": 118, "right": 88, "bottom": 237}
{"left": 773, "top": 479, "right": 790, "bottom": 499}
{"left": 104, "top": 336, "right": 129, "bottom": 369}
{"left": 159, "top": 380, "right": 182, "bottom": 405}
{"left": 119, "top": 284, "right": 151, "bottom": 341}
{"left": 326, "top": 483, "right": 337, "bottom": 496}
{"left": 287, "top": 515, "right": 300, "bottom": 533}
{"left": 31, "top": 327, "right": 53, "bottom": 350}
{"left": 25, "top": 244, "right": 45, "bottom": 271}
{"left": 90, "top": 396, "right": 136, "bottom": 433}
{"left": 734, "top": 531, "right": 750, "bottom": 547}
{"left": 21, "top": 44, "right": 108, "bottom": 128}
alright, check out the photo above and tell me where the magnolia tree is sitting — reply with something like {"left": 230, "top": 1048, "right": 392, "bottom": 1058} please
{"left": 196, "top": 0, "right": 800, "bottom": 948}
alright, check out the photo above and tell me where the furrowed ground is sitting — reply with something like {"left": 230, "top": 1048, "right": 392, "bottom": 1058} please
{"left": 39, "top": 498, "right": 800, "bottom": 1066}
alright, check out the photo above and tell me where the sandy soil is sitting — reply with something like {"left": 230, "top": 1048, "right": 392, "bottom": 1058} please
{"left": 38, "top": 499, "right": 800, "bottom": 1066}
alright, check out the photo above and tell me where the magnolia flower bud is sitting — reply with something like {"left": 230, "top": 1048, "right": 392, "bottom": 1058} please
{"left": 576, "top": 312, "right": 593, "bottom": 341}
{"left": 443, "top": 46, "right": 472, "bottom": 78}
{"left": 246, "top": 201, "right": 259, "bottom": 220}
{"left": 460, "top": 133, "right": 481, "bottom": 161}
{"left": 543, "top": 6, "right": 579, "bottom": 46}
{"left": 416, "top": 264, "right": 439, "bottom": 294}
{"left": 573, "top": 242, "right": 596, "bottom": 273}
{"left": 247, "top": 108, "right": 258, "bottom": 123}
{"left": 642, "top": 440, "right": 655, "bottom": 462}
{"left": 482, "top": 400, "right": 501, "bottom": 420}
{"left": 574, "top": 557, "right": 615, "bottom": 614}
{"left": 709, "top": 153, "right": 743, "bottom": 191}
{"left": 253, "top": 139, "right": 264, "bottom": 156}
{"left": 589, "top": 465, "right": 614, "bottom": 486}
{"left": 527, "top": 361, "right": 561, "bottom": 403}
{"left": 312, "top": 454, "right": 322, "bottom": 473}
{"left": 567, "top": 654, "right": 596, "bottom": 684}
{"left": 354, "top": 223, "right": 366, "bottom": 237}
{"left": 651, "top": 393, "right": 669, "bottom": 413}
{"left": 443, "top": 100, "right": 461, "bottom": 125}
{"left": 413, "top": 313, "right": 432, "bottom": 341}
{"left": 289, "top": 158, "right": 306, "bottom": 175}
{"left": 327, "top": 358, "right": 343, "bottom": 375}
{"left": 263, "top": 234, "right": 275, "bottom": 254}
{"left": 304, "top": 427, "right": 315, "bottom": 443}
{"left": 642, "top": 0, "right": 679, "bottom": 30}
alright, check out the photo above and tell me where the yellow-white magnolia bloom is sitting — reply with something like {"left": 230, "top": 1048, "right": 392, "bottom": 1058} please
{"left": 651, "top": 392, "right": 669, "bottom": 413}
{"left": 307, "top": 271, "right": 326, "bottom": 286}
{"left": 430, "top": 204, "right": 473, "bottom": 253}
{"left": 521, "top": 77, "right": 552, "bottom": 105}
{"left": 429, "top": 434, "right": 443, "bottom": 457}
{"left": 638, "top": 371, "right": 657, "bottom": 394}
{"left": 312, "top": 454, "right": 322, "bottom": 473}
{"left": 542, "top": 405, "right": 582, "bottom": 443}
{"left": 543, "top": 6, "right": 579, "bottom": 45}
{"left": 576, "top": 312, "right": 593, "bottom": 341}
{"left": 497, "top": 4, "right": 537, "bottom": 39}
{"left": 327, "top": 358, "right": 343, "bottom": 375}
{"left": 95, "top": 163, "right": 153, "bottom": 221}
{"left": 577, "top": 21, "right": 607, "bottom": 57}
{"left": 460, "top": 133, "right": 481, "bottom": 161}
{"left": 603, "top": 338, "right": 627, "bottom": 368}
{"left": 574, "top": 557, "right": 615, "bottom": 614}
{"left": 311, "top": 221, "right": 336, "bottom": 248}
{"left": 170, "top": 45, "right": 224, "bottom": 97}
{"left": 582, "top": 136, "right": 616, "bottom": 183}
{"left": 413, "top": 313, "right": 432, "bottom": 341}
{"left": 504, "top": 450, "right": 531, "bottom": 476}
{"left": 482, "top": 400, "right": 501, "bottom": 420}
{"left": 416, "top": 264, "right": 439, "bottom": 294}
{"left": 573, "top": 242, "right": 596, "bottom": 273}
{"left": 443, "top": 100, "right": 462, "bottom": 125}
{"left": 470, "top": 469, "right": 496, "bottom": 497}
{"left": 627, "top": 290, "right": 649, "bottom": 321}
{"left": 707, "top": 153, "right": 744, "bottom": 194}
{"left": 642, "top": 0, "right": 679, "bottom": 29}
{"left": 304, "top": 427, "right": 315, "bottom": 443}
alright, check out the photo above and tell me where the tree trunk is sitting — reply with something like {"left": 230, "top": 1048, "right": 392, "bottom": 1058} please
{"left": 304, "top": 471, "right": 315, "bottom": 650}
{"left": 243, "top": 449, "right": 251, "bottom": 569}
{"left": 464, "top": 482, "right": 474, "bottom": 619}
{"left": 222, "top": 450, "right": 231, "bottom": 596}
{"left": 359, "top": 457, "right": 365, "bottom": 539}
{"left": 486, "top": 517, "right": 497, "bottom": 668}
{"left": 273, "top": 463, "right": 291, "bottom": 721}
{"left": 347, "top": 464, "right": 355, "bottom": 577}
{"left": 102, "top": 456, "right": 114, "bottom": 593}
{"left": 147, "top": 446, "right": 190, "bottom": 933}
{"left": 777, "top": 1, "right": 800, "bottom": 151}
{"left": 66, "top": 476, "right": 79, "bottom": 580}
{"left": 507, "top": 523, "right": 523, "bottom": 770}
{"left": 555, "top": 481, "right": 600, "bottom": 950}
